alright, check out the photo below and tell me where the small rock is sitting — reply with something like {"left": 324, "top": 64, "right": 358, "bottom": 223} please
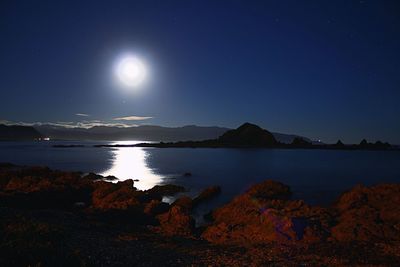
{"left": 145, "top": 184, "right": 185, "bottom": 201}
{"left": 193, "top": 186, "right": 221, "bottom": 207}
{"left": 157, "top": 205, "right": 195, "bottom": 237}
{"left": 172, "top": 196, "right": 193, "bottom": 211}
{"left": 144, "top": 200, "right": 169, "bottom": 216}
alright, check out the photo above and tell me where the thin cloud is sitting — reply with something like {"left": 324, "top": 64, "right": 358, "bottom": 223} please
{"left": 0, "top": 119, "right": 11, "bottom": 124}
{"left": 73, "top": 120, "right": 138, "bottom": 128}
{"left": 76, "top": 113, "right": 90, "bottom": 117}
{"left": 113, "top": 115, "right": 153, "bottom": 121}
{"left": 56, "top": 121, "right": 74, "bottom": 125}
{"left": 2, "top": 120, "right": 137, "bottom": 129}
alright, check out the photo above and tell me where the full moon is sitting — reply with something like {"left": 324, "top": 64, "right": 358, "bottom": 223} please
{"left": 116, "top": 56, "right": 147, "bottom": 87}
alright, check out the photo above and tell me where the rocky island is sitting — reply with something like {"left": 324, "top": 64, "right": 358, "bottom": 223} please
{"left": 0, "top": 163, "right": 399, "bottom": 266}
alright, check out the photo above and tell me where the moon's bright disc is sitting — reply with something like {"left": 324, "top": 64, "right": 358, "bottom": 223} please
{"left": 116, "top": 56, "right": 147, "bottom": 87}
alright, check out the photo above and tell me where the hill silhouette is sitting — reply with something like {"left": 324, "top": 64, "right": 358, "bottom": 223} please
{"left": 218, "top": 122, "right": 277, "bottom": 147}
{"left": 0, "top": 125, "right": 42, "bottom": 141}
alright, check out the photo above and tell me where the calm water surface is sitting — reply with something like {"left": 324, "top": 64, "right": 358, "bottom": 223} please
{"left": 1, "top": 140, "right": 400, "bottom": 216}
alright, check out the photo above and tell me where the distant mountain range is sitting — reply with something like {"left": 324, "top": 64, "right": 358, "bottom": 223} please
{"left": 0, "top": 125, "right": 43, "bottom": 141}
{"left": 34, "top": 124, "right": 229, "bottom": 142}
{"left": 32, "top": 124, "right": 313, "bottom": 144}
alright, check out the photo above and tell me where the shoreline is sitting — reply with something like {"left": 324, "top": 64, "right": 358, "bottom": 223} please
{"left": 1, "top": 163, "right": 399, "bottom": 265}
{"left": 48, "top": 142, "right": 400, "bottom": 151}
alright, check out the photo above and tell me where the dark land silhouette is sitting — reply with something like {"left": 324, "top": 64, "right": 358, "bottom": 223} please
{"left": 34, "top": 123, "right": 313, "bottom": 143}
{"left": 35, "top": 124, "right": 230, "bottom": 142}
{"left": 0, "top": 163, "right": 399, "bottom": 266}
{"left": 94, "top": 123, "right": 396, "bottom": 150}
{"left": 3, "top": 123, "right": 393, "bottom": 151}
{"left": 0, "top": 123, "right": 313, "bottom": 143}
{"left": 0, "top": 125, "right": 42, "bottom": 141}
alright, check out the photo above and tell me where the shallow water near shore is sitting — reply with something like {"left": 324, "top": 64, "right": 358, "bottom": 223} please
{"left": 1, "top": 140, "right": 400, "bottom": 213}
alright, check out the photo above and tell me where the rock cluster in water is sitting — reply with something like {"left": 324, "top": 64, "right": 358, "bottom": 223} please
{"left": 202, "top": 180, "right": 400, "bottom": 245}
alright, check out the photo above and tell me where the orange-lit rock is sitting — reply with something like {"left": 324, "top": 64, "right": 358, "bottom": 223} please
{"left": 91, "top": 179, "right": 140, "bottom": 210}
{"left": 172, "top": 195, "right": 193, "bottom": 211}
{"left": 193, "top": 186, "right": 221, "bottom": 206}
{"left": 202, "top": 180, "right": 330, "bottom": 244}
{"left": 144, "top": 199, "right": 169, "bottom": 216}
{"left": 331, "top": 184, "right": 400, "bottom": 242}
{"left": 156, "top": 205, "right": 195, "bottom": 237}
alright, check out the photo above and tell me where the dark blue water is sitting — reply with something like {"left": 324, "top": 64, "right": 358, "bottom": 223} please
{"left": 1, "top": 141, "right": 400, "bottom": 215}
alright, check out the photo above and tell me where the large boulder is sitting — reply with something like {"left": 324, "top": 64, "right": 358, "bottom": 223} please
{"left": 156, "top": 207, "right": 195, "bottom": 237}
{"left": 91, "top": 179, "right": 140, "bottom": 210}
{"left": 154, "top": 196, "right": 195, "bottom": 237}
{"left": 331, "top": 184, "right": 400, "bottom": 242}
{"left": 202, "top": 180, "right": 330, "bottom": 244}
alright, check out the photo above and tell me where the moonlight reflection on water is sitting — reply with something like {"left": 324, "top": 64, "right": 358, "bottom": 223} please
{"left": 100, "top": 141, "right": 163, "bottom": 190}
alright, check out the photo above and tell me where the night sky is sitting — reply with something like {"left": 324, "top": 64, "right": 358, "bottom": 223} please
{"left": 1, "top": 0, "right": 399, "bottom": 143}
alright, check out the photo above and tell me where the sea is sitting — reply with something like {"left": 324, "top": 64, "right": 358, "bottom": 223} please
{"left": 1, "top": 140, "right": 400, "bottom": 220}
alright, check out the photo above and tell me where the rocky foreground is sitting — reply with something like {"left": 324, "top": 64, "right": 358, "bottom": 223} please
{"left": 0, "top": 163, "right": 399, "bottom": 266}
